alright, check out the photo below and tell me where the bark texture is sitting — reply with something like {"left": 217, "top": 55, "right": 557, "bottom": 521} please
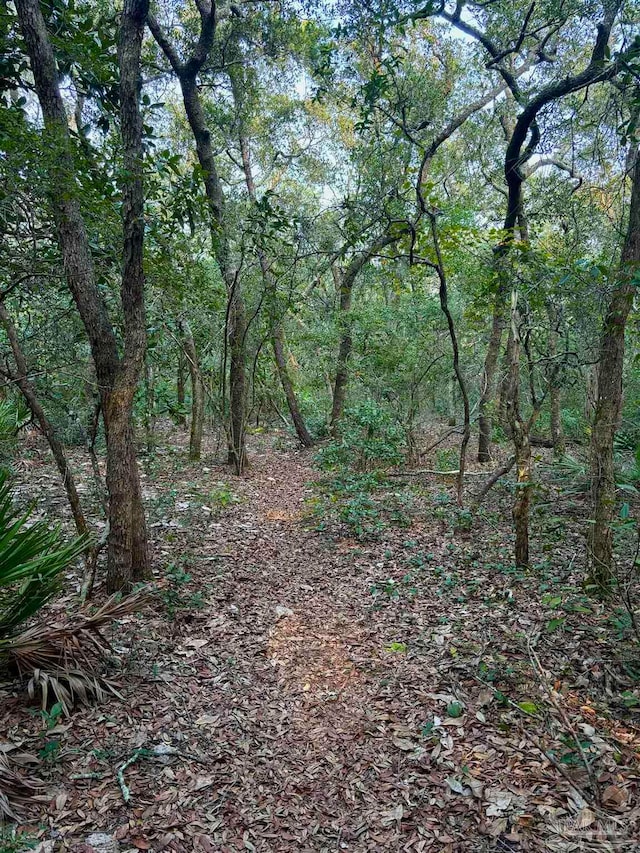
{"left": 15, "top": 0, "right": 151, "bottom": 591}
{"left": 589, "top": 149, "right": 640, "bottom": 587}
{"left": 148, "top": 9, "right": 248, "bottom": 472}
{"left": 180, "top": 320, "right": 204, "bottom": 461}
{"left": 505, "top": 294, "right": 531, "bottom": 567}
{"left": 177, "top": 349, "right": 187, "bottom": 428}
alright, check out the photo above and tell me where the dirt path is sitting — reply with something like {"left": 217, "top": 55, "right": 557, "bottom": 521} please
{"left": 3, "top": 432, "right": 639, "bottom": 852}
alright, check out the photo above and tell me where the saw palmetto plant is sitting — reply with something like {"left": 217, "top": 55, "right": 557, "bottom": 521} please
{"left": 0, "top": 469, "right": 144, "bottom": 712}
{"left": 0, "top": 471, "right": 146, "bottom": 817}
{"left": 0, "top": 469, "right": 87, "bottom": 644}
{"left": 0, "top": 471, "right": 87, "bottom": 644}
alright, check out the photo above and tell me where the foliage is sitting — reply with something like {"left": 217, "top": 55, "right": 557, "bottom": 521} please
{"left": 0, "top": 399, "right": 28, "bottom": 464}
{"left": 0, "top": 470, "right": 87, "bottom": 641}
{"left": 316, "top": 401, "right": 406, "bottom": 472}
{"left": 309, "top": 467, "right": 417, "bottom": 540}
{"left": 159, "top": 561, "right": 205, "bottom": 618}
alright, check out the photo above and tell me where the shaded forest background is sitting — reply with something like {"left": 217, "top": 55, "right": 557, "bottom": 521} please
{"left": 1, "top": 0, "right": 640, "bottom": 848}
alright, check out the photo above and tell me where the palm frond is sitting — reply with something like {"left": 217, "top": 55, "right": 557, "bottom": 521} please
{"left": 3, "top": 592, "right": 145, "bottom": 714}
{"left": 0, "top": 469, "right": 87, "bottom": 638}
{"left": 0, "top": 750, "right": 42, "bottom": 820}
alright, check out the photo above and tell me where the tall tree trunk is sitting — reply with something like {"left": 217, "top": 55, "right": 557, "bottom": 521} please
{"left": 447, "top": 376, "right": 456, "bottom": 426}
{"left": 470, "top": 5, "right": 620, "bottom": 462}
{"left": 505, "top": 292, "right": 531, "bottom": 567}
{"left": 588, "top": 148, "right": 640, "bottom": 588}
{"left": 428, "top": 213, "right": 471, "bottom": 507}
{"left": 272, "top": 323, "right": 313, "bottom": 447}
{"left": 147, "top": 12, "right": 248, "bottom": 472}
{"left": 107, "top": 0, "right": 151, "bottom": 590}
{"left": 585, "top": 363, "right": 598, "bottom": 422}
{"left": 547, "top": 301, "right": 565, "bottom": 457}
{"left": 180, "top": 320, "right": 204, "bottom": 461}
{"left": 478, "top": 278, "right": 509, "bottom": 461}
{"left": 15, "top": 0, "right": 150, "bottom": 592}
{"left": 177, "top": 349, "right": 187, "bottom": 428}
{"left": 330, "top": 267, "right": 353, "bottom": 435}
{"left": 227, "top": 295, "right": 247, "bottom": 472}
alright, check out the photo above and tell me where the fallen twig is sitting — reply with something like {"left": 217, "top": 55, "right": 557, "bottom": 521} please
{"left": 117, "top": 747, "right": 148, "bottom": 804}
{"left": 527, "top": 637, "right": 602, "bottom": 807}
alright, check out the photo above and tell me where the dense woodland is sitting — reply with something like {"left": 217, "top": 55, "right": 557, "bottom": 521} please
{"left": 1, "top": 0, "right": 640, "bottom": 850}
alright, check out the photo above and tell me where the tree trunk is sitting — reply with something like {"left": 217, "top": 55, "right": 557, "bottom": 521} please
{"left": 547, "top": 302, "right": 565, "bottom": 457}
{"left": 447, "top": 376, "right": 456, "bottom": 426}
{"left": 272, "top": 323, "right": 313, "bottom": 447}
{"left": 157, "top": 59, "right": 247, "bottom": 473}
{"left": 588, "top": 148, "right": 640, "bottom": 588}
{"left": 505, "top": 292, "right": 531, "bottom": 567}
{"left": 585, "top": 363, "right": 598, "bottom": 422}
{"left": 330, "top": 267, "right": 353, "bottom": 435}
{"left": 177, "top": 349, "right": 187, "bottom": 428}
{"left": 0, "top": 301, "right": 90, "bottom": 542}
{"left": 15, "top": 0, "right": 150, "bottom": 592}
{"left": 180, "top": 320, "right": 204, "bottom": 461}
{"left": 431, "top": 217, "right": 471, "bottom": 508}
{"left": 233, "top": 102, "right": 313, "bottom": 449}
{"left": 478, "top": 278, "right": 509, "bottom": 461}
{"left": 228, "top": 295, "right": 247, "bottom": 473}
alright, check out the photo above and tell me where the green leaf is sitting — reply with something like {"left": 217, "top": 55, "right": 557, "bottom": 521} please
{"left": 446, "top": 701, "right": 464, "bottom": 718}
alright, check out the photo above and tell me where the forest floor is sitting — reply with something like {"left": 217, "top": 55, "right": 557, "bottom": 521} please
{"left": 2, "top": 425, "right": 640, "bottom": 852}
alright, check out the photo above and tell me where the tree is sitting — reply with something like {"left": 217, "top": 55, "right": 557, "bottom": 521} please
{"left": 589, "top": 145, "right": 640, "bottom": 588}
{"left": 148, "top": 0, "right": 249, "bottom": 473}
{"left": 15, "top": 0, "right": 151, "bottom": 591}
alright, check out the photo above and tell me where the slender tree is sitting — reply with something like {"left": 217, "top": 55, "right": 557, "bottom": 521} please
{"left": 229, "top": 61, "right": 314, "bottom": 448}
{"left": 148, "top": 2, "right": 248, "bottom": 473}
{"left": 15, "top": 0, "right": 151, "bottom": 591}
{"left": 589, "top": 146, "right": 640, "bottom": 587}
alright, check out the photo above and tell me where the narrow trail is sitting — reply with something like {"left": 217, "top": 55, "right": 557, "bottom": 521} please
{"left": 4, "top": 432, "right": 638, "bottom": 851}
{"left": 151, "top": 442, "right": 467, "bottom": 851}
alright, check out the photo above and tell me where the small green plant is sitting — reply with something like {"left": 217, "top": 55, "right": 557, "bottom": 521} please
{"left": 370, "top": 578, "right": 400, "bottom": 601}
{"left": 160, "top": 562, "right": 204, "bottom": 618}
{"left": 38, "top": 738, "right": 61, "bottom": 764}
{"left": 0, "top": 827, "right": 39, "bottom": 851}
{"left": 434, "top": 448, "right": 458, "bottom": 471}
{"left": 150, "top": 487, "right": 178, "bottom": 520}
{"left": 446, "top": 701, "right": 464, "bottom": 718}
{"left": 0, "top": 471, "right": 87, "bottom": 654}
{"left": 338, "top": 491, "right": 383, "bottom": 539}
{"left": 385, "top": 641, "right": 407, "bottom": 653}
{"left": 316, "top": 400, "right": 405, "bottom": 472}
{"left": 40, "top": 701, "right": 64, "bottom": 730}
{"left": 30, "top": 701, "right": 65, "bottom": 764}
{"left": 207, "top": 482, "right": 240, "bottom": 514}
{"left": 309, "top": 469, "right": 418, "bottom": 540}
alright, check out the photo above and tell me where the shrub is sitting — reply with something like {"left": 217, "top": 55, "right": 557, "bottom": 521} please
{"left": 316, "top": 400, "right": 405, "bottom": 472}
{"left": 0, "top": 470, "right": 142, "bottom": 717}
{"left": 0, "top": 470, "right": 87, "bottom": 642}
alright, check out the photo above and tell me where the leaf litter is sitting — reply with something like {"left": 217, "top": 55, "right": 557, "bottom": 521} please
{"left": 1, "top": 427, "right": 639, "bottom": 851}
